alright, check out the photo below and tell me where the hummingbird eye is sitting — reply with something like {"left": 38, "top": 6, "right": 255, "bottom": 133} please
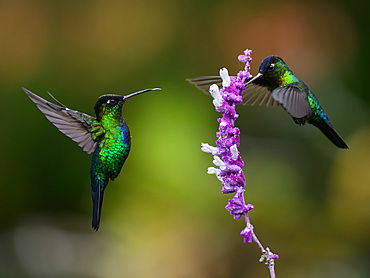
{"left": 268, "top": 64, "right": 275, "bottom": 71}
{"left": 106, "top": 99, "right": 117, "bottom": 105}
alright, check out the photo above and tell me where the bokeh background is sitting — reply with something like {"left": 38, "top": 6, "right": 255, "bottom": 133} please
{"left": 0, "top": 0, "right": 369, "bottom": 277}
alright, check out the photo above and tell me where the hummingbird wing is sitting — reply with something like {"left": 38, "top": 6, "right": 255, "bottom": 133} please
{"left": 186, "top": 76, "right": 279, "bottom": 107}
{"left": 242, "top": 79, "right": 280, "bottom": 107}
{"left": 23, "top": 87, "right": 103, "bottom": 154}
{"left": 271, "top": 83, "right": 312, "bottom": 118}
{"left": 186, "top": 76, "right": 223, "bottom": 94}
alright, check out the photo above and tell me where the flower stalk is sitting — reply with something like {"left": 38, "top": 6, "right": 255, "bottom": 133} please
{"left": 201, "top": 49, "right": 278, "bottom": 277}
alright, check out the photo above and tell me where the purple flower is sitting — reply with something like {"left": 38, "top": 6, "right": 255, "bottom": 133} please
{"left": 238, "top": 49, "right": 253, "bottom": 64}
{"left": 225, "top": 190, "right": 254, "bottom": 220}
{"left": 201, "top": 49, "right": 253, "bottom": 230}
{"left": 201, "top": 49, "right": 278, "bottom": 275}
{"left": 240, "top": 223, "right": 254, "bottom": 243}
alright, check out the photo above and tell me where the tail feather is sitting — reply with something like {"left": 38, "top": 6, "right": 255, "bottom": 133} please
{"left": 92, "top": 180, "right": 104, "bottom": 231}
{"left": 311, "top": 118, "right": 349, "bottom": 149}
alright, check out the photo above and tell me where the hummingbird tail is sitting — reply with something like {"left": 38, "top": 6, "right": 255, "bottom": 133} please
{"left": 311, "top": 118, "right": 349, "bottom": 149}
{"left": 92, "top": 181, "right": 104, "bottom": 232}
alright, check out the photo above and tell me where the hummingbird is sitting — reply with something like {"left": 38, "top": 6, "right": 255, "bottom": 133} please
{"left": 23, "top": 87, "right": 160, "bottom": 231}
{"left": 187, "top": 55, "right": 348, "bottom": 149}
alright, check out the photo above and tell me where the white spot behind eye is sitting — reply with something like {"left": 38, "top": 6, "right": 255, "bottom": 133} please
{"left": 107, "top": 99, "right": 116, "bottom": 105}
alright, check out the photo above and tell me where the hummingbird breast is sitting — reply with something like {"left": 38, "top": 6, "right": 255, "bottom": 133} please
{"left": 91, "top": 122, "right": 131, "bottom": 181}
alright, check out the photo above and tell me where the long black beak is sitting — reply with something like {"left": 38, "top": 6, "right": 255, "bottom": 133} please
{"left": 245, "top": 73, "right": 263, "bottom": 86}
{"left": 122, "top": 88, "right": 161, "bottom": 100}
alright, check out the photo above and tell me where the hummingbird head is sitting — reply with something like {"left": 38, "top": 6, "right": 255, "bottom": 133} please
{"left": 245, "top": 56, "right": 290, "bottom": 87}
{"left": 94, "top": 88, "right": 161, "bottom": 120}
{"left": 94, "top": 94, "right": 125, "bottom": 120}
{"left": 258, "top": 56, "right": 288, "bottom": 76}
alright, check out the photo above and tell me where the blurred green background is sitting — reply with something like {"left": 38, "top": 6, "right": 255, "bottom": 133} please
{"left": 0, "top": 0, "right": 369, "bottom": 277}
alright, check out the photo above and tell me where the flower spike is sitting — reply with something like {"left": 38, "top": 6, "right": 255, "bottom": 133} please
{"left": 201, "top": 49, "right": 278, "bottom": 278}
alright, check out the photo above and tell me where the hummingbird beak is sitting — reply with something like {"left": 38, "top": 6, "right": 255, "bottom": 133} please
{"left": 245, "top": 72, "right": 263, "bottom": 86}
{"left": 122, "top": 88, "right": 161, "bottom": 101}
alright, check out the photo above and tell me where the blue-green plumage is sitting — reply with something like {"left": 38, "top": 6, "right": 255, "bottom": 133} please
{"left": 90, "top": 119, "right": 131, "bottom": 230}
{"left": 247, "top": 56, "right": 348, "bottom": 149}
{"left": 187, "top": 55, "right": 348, "bottom": 149}
{"left": 23, "top": 87, "right": 160, "bottom": 231}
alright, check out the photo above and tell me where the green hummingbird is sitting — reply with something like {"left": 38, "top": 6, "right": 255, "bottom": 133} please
{"left": 187, "top": 55, "right": 348, "bottom": 149}
{"left": 23, "top": 87, "right": 160, "bottom": 231}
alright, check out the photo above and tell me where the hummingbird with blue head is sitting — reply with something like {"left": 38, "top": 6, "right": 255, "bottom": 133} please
{"left": 23, "top": 87, "right": 160, "bottom": 231}
{"left": 187, "top": 55, "right": 348, "bottom": 149}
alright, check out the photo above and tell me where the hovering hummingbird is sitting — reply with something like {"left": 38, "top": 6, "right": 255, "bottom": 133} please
{"left": 23, "top": 87, "right": 160, "bottom": 231}
{"left": 187, "top": 55, "right": 348, "bottom": 149}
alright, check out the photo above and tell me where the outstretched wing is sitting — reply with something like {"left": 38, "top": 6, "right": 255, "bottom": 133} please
{"left": 186, "top": 76, "right": 222, "bottom": 94}
{"left": 186, "top": 76, "right": 279, "bottom": 107}
{"left": 23, "top": 87, "right": 104, "bottom": 154}
{"left": 271, "top": 82, "right": 312, "bottom": 118}
{"left": 242, "top": 81, "right": 279, "bottom": 107}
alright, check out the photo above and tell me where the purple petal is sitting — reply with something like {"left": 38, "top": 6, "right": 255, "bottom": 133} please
{"left": 240, "top": 223, "right": 253, "bottom": 243}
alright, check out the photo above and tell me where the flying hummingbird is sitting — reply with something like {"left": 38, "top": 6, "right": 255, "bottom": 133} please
{"left": 187, "top": 55, "right": 348, "bottom": 149}
{"left": 23, "top": 87, "right": 160, "bottom": 231}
